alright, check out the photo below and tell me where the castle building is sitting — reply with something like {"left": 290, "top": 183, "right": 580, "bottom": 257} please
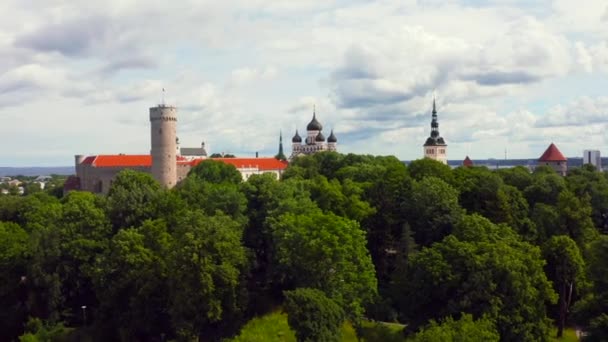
{"left": 538, "top": 143, "right": 567, "bottom": 176}
{"left": 423, "top": 99, "right": 447, "bottom": 164}
{"left": 70, "top": 104, "right": 288, "bottom": 194}
{"left": 290, "top": 109, "right": 337, "bottom": 159}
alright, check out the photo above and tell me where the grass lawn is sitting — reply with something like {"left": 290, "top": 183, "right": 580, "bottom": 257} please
{"left": 226, "top": 311, "right": 579, "bottom": 342}
{"left": 225, "top": 311, "right": 296, "bottom": 342}
{"left": 549, "top": 327, "right": 579, "bottom": 342}
{"left": 224, "top": 310, "right": 406, "bottom": 342}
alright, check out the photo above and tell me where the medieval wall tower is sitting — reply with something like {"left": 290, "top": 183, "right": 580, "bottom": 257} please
{"left": 150, "top": 105, "right": 178, "bottom": 188}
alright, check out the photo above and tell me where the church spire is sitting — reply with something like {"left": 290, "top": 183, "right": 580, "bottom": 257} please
{"left": 275, "top": 130, "right": 286, "bottom": 161}
{"left": 423, "top": 95, "right": 448, "bottom": 164}
{"left": 430, "top": 97, "right": 440, "bottom": 138}
{"left": 423, "top": 97, "right": 446, "bottom": 147}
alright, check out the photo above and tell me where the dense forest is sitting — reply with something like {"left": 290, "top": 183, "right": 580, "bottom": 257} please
{"left": 1, "top": 152, "right": 608, "bottom": 341}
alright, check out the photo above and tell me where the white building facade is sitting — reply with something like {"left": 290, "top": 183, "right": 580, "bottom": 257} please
{"left": 583, "top": 150, "right": 602, "bottom": 171}
{"left": 290, "top": 109, "right": 337, "bottom": 159}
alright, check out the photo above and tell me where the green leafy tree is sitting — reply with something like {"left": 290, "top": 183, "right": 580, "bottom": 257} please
{"left": 270, "top": 211, "right": 377, "bottom": 320}
{"left": 0, "top": 221, "right": 29, "bottom": 339}
{"left": 454, "top": 167, "right": 531, "bottom": 232}
{"left": 304, "top": 175, "right": 375, "bottom": 222}
{"left": 397, "top": 219, "right": 556, "bottom": 341}
{"left": 283, "top": 288, "right": 345, "bottom": 342}
{"left": 55, "top": 191, "right": 111, "bottom": 323}
{"left": 93, "top": 220, "right": 173, "bottom": 340}
{"left": 531, "top": 203, "right": 561, "bottom": 244}
{"left": 168, "top": 211, "right": 248, "bottom": 340}
{"left": 188, "top": 159, "right": 242, "bottom": 185}
{"left": 408, "top": 314, "right": 499, "bottom": 342}
{"left": 572, "top": 236, "right": 608, "bottom": 341}
{"left": 18, "top": 318, "right": 67, "bottom": 342}
{"left": 346, "top": 156, "right": 411, "bottom": 290}
{"left": 556, "top": 190, "right": 598, "bottom": 247}
{"left": 106, "top": 170, "right": 162, "bottom": 231}
{"left": 241, "top": 175, "right": 319, "bottom": 310}
{"left": 177, "top": 178, "right": 247, "bottom": 224}
{"left": 496, "top": 166, "right": 534, "bottom": 191}
{"left": 524, "top": 171, "right": 566, "bottom": 207}
{"left": 406, "top": 177, "right": 463, "bottom": 246}
{"left": 542, "top": 235, "right": 585, "bottom": 338}
{"left": 26, "top": 191, "right": 111, "bottom": 326}
{"left": 566, "top": 166, "right": 608, "bottom": 233}
{"left": 408, "top": 158, "right": 454, "bottom": 184}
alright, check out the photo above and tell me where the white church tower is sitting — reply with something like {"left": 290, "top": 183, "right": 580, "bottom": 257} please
{"left": 423, "top": 98, "right": 447, "bottom": 164}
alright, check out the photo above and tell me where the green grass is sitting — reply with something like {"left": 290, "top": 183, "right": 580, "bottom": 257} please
{"left": 225, "top": 311, "right": 296, "bottom": 342}
{"left": 227, "top": 311, "right": 580, "bottom": 342}
{"left": 358, "top": 321, "right": 406, "bottom": 342}
{"left": 224, "top": 310, "right": 406, "bottom": 342}
{"left": 549, "top": 327, "right": 579, "bottom": 342}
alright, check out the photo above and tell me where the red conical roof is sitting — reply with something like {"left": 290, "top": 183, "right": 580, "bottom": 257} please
{"left": 463, "top": 156, "right": 473, "bottom": 167}
{"left": 539, "top": 143, "right": 567, "bottom": 162}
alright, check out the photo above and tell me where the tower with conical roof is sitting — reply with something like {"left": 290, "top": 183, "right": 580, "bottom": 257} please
{"left": 275, "top": 131, "right": 287, "bottom": 161}
{"left": 538, "top": 142, "right": 567, "bottom": 176}
{"left": 423, "top": 98, "right": 447, "bottom": 164}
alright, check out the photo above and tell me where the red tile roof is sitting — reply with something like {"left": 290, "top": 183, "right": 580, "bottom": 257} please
{"left": 190, "top": 157, "right": 288, "bottom": 170}
{"left": 463, "top": 156, "right": 473, "bottom": 167}
{"left": 539, "top": 143, "right": 567, "bottom": 162}
{"left": 85, "top": 155, "right": 152, "bottom": 167}
{"left": 80, "top": 155, "right": 288, "bottom": 171}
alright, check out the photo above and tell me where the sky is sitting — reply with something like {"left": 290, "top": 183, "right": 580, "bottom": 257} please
{"left": 1, "top": 0, "right": 608, "bottom": 166}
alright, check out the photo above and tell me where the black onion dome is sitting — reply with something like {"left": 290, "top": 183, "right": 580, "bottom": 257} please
{"left": 315, "top": 132, "right": 325, "bottom": 142}
{"left": 307, "top": 112, "right": 323, "bottom": 131}
{"left": 292, "top": 130, "right": 302, "bottom": 143}
{"left": 327, "top": 130, "right": 337, "bottom": 143}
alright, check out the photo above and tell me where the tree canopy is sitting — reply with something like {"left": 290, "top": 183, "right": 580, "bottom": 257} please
{"left": 1, "top": 152, "right": 607, "bottom": 341}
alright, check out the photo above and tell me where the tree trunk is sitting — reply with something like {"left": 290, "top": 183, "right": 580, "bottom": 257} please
{"left": 557, "top": 282, "right": 566, "bottom": 338}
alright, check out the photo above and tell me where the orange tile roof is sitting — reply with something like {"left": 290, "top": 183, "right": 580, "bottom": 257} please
{"left": 82, "top": 155, "right": 288, "bottom": 171}
{"left": 539, "top": 143, "right": 567, "bottom": 162}
{"left": 191, "top": 157, "right": 288, "bottom": 170}
{"left": 89, "top": 155, "right": 152, "bottom": 167}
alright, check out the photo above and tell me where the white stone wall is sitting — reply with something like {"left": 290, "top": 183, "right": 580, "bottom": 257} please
{"left": 424, "top": 145, "right": 448, "bottom": 164}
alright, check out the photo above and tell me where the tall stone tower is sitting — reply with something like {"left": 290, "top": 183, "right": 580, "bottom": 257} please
{"left": 423, "top": 99, "right": 447, "bottom": 164}
{"left": 150, "top": 105, "right": 177, "bottom": 188}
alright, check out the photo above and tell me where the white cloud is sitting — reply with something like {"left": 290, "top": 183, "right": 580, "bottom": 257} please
{"left": 0, "top": 0, "right": 607, "bottom": 165}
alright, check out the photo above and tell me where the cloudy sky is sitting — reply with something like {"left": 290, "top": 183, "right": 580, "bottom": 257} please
{"left": 1, "top": 0, "right": 608, "bottom": 166}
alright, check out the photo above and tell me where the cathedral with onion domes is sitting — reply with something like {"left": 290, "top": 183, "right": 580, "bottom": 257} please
{"left": 290, "top": 108, "right": 337, "bottom": 159}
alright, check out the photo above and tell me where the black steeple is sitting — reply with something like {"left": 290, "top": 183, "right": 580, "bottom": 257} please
{"left": 424, "top": 97, "right": 446, "bottom": 146}
{"left": 275, "top": 131, "right": 287, "bottom": 160}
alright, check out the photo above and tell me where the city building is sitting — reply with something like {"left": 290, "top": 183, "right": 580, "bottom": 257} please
{"left": 538, "top": 143, "right": 567, "bottom": 176}
{"left": 423, "top": 99, "right": 447, "bottom": 164}
{"left": 583, "top": 150, "right": 602, "bottom": 171}
{"left": 290, "top": 108, "right": 337, "bottom": 159}
{"left": 72, "top": 104, "right": 288, "bottom": 194}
